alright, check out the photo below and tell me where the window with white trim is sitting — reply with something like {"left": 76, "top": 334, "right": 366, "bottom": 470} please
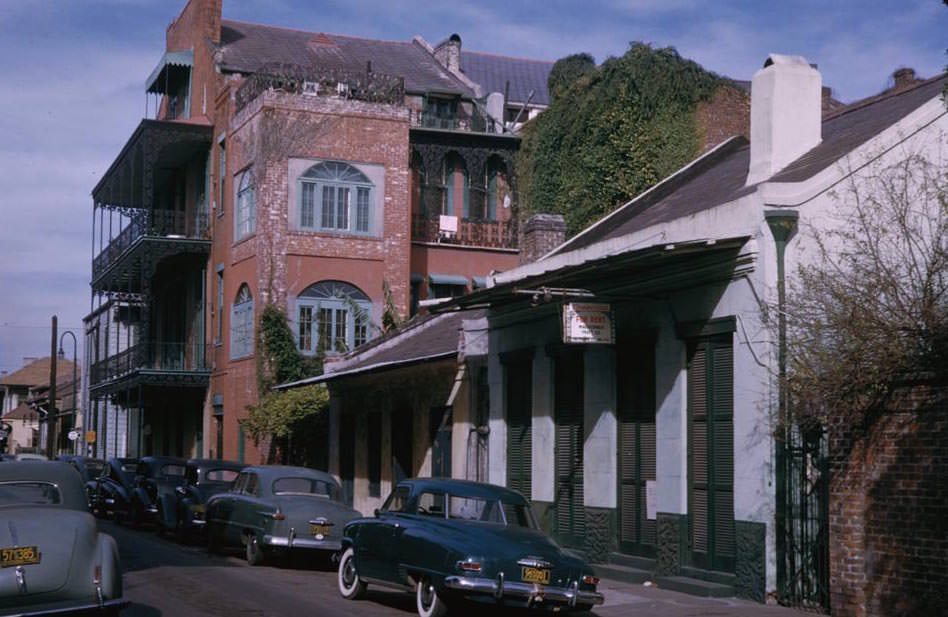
{"left": 296, "top": 281, "right": 372, "bottom": 354}
{"left": 235, "top": 170, "right": 256, "bottom": 240}
{"left": 230, "top": 284, "right": 254, "bottom": 359}
{"left": 299, "top": 161, "right": 373, "bottom": 234}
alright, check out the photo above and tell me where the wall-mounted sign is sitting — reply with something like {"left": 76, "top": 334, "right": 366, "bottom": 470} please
{"left": 561, "top": 302, "right": 614, "bottom": 344}
{"left": 85, "top": 431, "right": 96, "bottom": 444}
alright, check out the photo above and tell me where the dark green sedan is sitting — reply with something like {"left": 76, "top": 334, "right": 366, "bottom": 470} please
{"left": 338, "top": 478, "right": 604, "bottom": 616}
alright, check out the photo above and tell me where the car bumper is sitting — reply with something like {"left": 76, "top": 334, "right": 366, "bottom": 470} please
{"left": 444, "top": 575, "right": 604, "bottom": 608}
{"left": 263, "top": 533, "right": 341, "bottom": 551}
{"left": 5, "top": 597, "right": 129, "bottom": 616}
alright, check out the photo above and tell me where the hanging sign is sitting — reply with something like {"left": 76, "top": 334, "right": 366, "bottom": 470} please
{"left": 85, "top": 431, "right": 97, "bottom": 444}
{"left": 561, "top": 302, "right": 614, "bottom": 344}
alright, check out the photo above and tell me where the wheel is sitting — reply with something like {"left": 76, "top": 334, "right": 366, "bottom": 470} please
{"left": 174, "top": 517, "right": 189, "bottom": 544}
{"left": 337, "top": 547, "right": 367, "bottom": 600}
{"left": 416, "top": 576, "right": 448, "bottom": 617}
{"left": 206, "top": 524, "right": 221, "bottom": 555}
{"left": 155, "top": 504, "right": 165, "bottom": 536}
{"left": 246, "top": 533, "right": 265, "bottom": 566}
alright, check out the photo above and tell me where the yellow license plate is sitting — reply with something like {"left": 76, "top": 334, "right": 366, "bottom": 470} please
{"left": 310, "top": 524, "right": 330, "bottom": 538}
{"left": 521, "top": 566, "right": 550, "bottom": 585}
{"left": 1, "top": 546, "right": 40, "bottom": 568}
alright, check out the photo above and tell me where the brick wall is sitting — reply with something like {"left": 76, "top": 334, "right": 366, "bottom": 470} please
{"left": 828, "top": 383, "right": 948, "bottom": 617}
{"left": 695, "top": 83, "right": 750, "bottom": 152}
{"left": 520, "top": 213, "right": 566, "bottom": 264}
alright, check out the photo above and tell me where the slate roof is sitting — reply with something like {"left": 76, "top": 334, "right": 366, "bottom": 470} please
{"left": 558, "top": 73, "right": 947, "bottom": 254}
{"left": 218, "top": 20, "right": 475, "bottom": 96}
{"left": 460, "top": 51, "right": 553, "bottom": 106}
{"left": 0, "top": 357, "right": 77, "bottom": 388}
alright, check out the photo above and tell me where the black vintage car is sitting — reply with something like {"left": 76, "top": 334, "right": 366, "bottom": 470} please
{"left": 338, "top": 478, "right": 604, "bottom": 617}
{"left": 91, "top": 457, "right": 139, "bottom": 519}
{"left": 129, "top": 456, "right": 187, "bottom": 530}
{"left": 57, "top": 455, "right": 106, "bottom": 510}
{"left": 172, "top": 458, "right": 245, "bottom": 543}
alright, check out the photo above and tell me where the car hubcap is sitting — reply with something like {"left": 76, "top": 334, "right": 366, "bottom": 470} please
{"left": 343, "top": 557, "right": 356, "bottom": 588}
{"left": 421, "top": 582, "right": 435, "bottom": 609}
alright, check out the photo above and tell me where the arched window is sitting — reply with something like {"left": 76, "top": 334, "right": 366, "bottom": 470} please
{"left": 299, "top": 161, "right": 373, "bottom": 234}
{"left": 296, "top": 281, "right": 372, "bottom": 354}
{"left": 235, "top": 170, "right": 256, "bottom": 240}
{"left": 230, "top": 284, "right": 254, "bottom": 359}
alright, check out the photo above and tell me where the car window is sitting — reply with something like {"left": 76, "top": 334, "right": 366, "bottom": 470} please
{"left": 381, "top": 486, "right": 411, "bottom": 513}
{"left": 101, "top": 464, "right": 111, "bottom": 480}
{"left": 271, "top": 477, "right": 334, "bottom": 497}
{"left": 160, "top": 464, "right": 186, "bottom": 478}
{"left": 501, "top": 501, "right": 538, "bottom": 529}
{"left": 205, "top": 469, "right": 239, "bottom": 483}
{"left": 416, "top": 491, "right": 446, "bottom": 517}
{"left": 232, "top": 472, "right": 247, "bottom": 493}
{"left": 244, "top": 474, "right": 259, "bottom": 496}
{"left": 86, "top": 461, "right": 104, "bottom": 478}
{"left": 448, "top": 495, "right": 503, "bottom": 523}
{"left": 0, "top": 481, "right": 62, "bottom": 506}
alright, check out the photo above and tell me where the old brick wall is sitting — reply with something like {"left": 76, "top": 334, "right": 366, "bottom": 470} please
{"left": 828, "top": 384, "right": 948, "bottom": 617}
{"left": 696, "top": 83, "right": 750, "bottom": 152}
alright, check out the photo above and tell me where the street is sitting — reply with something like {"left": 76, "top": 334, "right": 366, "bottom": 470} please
{"left": 105, "top": 519, "right": 802, "bottom": 617}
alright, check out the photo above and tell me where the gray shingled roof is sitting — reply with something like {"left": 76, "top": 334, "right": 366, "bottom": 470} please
{"left": 460, "top": 51, "right": 552, "bottom": 106}
{"left": 559, "top": 74, "right": 947, "bottom": 253}
{"left": 219, "top": 20, "right": 475, "bottom": 96}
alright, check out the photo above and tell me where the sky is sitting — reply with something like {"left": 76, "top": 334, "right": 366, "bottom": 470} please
{"left": 0, "top": 0, "right": 944, "bottom": 374}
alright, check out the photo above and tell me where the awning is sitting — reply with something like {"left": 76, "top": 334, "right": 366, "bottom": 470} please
{"left": 146, "top": 50, "right": 194, "bottom": 94}
{"left": 429, "top": 273, "right": 469, "bottom": 286}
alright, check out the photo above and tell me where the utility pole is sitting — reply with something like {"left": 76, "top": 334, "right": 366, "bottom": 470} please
{"left": 46, "top": 315, "right": 58, "bottom": 458}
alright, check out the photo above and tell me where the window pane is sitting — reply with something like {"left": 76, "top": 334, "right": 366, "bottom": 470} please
{"left": 301, "top": 183, "right": 315, "bottom": 228}
{"left": 335, "top": 307, "right": 348, "bottom": 351}
{"left": 298, "top": 306, "right": 312, "bottom": 351}
{"left": 321, "top": 185, "right": 334, "bottom": 228}
{"left": 356, "top": 187, "right": 370, "bottom": 232}
{"left": 337, "top": 187, "right": 349, "bottom": 230}
{"left": 318, "top": 307, "right": 333, "bottom": 352}
{"left": 354, "top": 307, "right": 368, "bottom": 347}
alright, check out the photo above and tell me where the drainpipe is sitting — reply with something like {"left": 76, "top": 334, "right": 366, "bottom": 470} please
{"left": 765, "top": 208, "right": 798, "bottom": 602}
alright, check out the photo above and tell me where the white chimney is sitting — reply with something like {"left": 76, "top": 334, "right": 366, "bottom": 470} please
{"left": 746, "top": 54, "right": 822, "bottom": 185}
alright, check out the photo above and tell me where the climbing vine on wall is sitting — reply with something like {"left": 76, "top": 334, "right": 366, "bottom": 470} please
{"left": 517, "top": 43, "right": 725, "bottom": 235}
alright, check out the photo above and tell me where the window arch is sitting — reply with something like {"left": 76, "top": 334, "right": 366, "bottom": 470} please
{"left": 230, "top": 284, "right": 254, "bottom": 359}
{"left": 296, "top": 280, "right": 372, "bottom": 354}
{"left": 235, "top": 170, "right": 256, "bottom": 240}
{"left": 299, "top": 161, "right": 373, "bottom": 234}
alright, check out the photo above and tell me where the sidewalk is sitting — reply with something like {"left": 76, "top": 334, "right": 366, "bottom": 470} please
{"left": 594, "top": 577, "right": 810, "bottom": 617}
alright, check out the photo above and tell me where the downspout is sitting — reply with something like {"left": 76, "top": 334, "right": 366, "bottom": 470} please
{"left": 764, "top": 208, "right": 798, "bottom": 602}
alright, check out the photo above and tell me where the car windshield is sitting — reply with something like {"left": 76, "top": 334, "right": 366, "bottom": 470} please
{"left": 447, "top": 494, "right": 538, "bottom": 529}
{"left": 86, "top": 460, "right": 105, "bottom": 477}
{"left": 159, "top": 464, "right": 186, "bottom": 478}
{"left": 204, "top": 469, "right": 239, "bottom": 483}
{"left": 272, "top": 477, "right": 336, "bottom": 497}
{"left": 0, "top": 481, "right": 63, "bottom": 506}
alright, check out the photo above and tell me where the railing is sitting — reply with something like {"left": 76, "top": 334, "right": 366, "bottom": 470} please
{"left": 413, "top": 105, "right": 501, "bottom": 134}
{"left": 90, "top": 341, "right": 209, "bottom": 386}
{"left": 411, "top": 214, "right": 517, "bottom": 249}
{"left": 93, "top": 209, "right": 209, "bottom": 278}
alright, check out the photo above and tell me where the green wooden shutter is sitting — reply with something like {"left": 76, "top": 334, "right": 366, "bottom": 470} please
{"left": 555, "top": 351, "right": 585, "bottom": 546}
{"left": 505, "top": 359, "right": 532, "bottom": 498}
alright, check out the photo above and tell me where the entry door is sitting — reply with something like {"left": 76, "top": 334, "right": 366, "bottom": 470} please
{"left": 617, "top": 335, "right": 657, "bottom": 556}
{"left": 505, "top": 357, "right": 533, "bottom": 498}
{"left": 688, "top": 335, "right": 735, "bottom": 572}
{"left": 554, "top": 350, "right": 584, "bottom": 547}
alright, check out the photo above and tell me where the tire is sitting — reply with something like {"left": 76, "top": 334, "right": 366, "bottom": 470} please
{"left": 174, "top": 518, "right": 189, "bottom": 545}
{"left": 246, "top": 533, "right": 265, "bottom": 566}
{"left": 416, "top": 576, "right": 448, "bottom": 617}
{"left": 207, "top": 524, "right": 221, "bottom": 555}
{"left": 337, "top": 547, "right": 367, "bottom": 600}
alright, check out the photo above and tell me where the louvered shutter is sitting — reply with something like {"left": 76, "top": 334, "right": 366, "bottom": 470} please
{"left": 555, "top": 351, "right": 585, "bottom": 546}
{"left": 506, "top": 359, "right": 532, "bottom": 498}
{"left": 711, "top": 340, "right": 735, "bottom": 561}
{"left": 689, "top": 346, "right": 710, "bottom": 555}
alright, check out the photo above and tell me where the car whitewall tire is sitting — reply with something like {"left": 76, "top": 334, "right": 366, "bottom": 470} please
{"left": 246, "top": 533, "right": 265, "bottom": 566}
{"left": 337, "top": 547, "right": 367, "bottom": 600}
{"left": 416, "top": 576, "right": 448, "bottom": 617}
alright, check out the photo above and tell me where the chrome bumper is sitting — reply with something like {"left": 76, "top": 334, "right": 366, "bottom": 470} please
{"left": 10, "top": 597, "right": 129, "bottom": 616}
{"left": 444, "top": 574, "right": 604, "bottom": 608}
{"left": 263, "top": 533, "right": 341, "bottom": 551}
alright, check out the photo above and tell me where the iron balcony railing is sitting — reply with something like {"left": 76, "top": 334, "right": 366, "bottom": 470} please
{"left": 411, "top": 214, "right": 517, "bottom": 249}
{"left": 92, "top": 209, "right": 209, "bottom": 279}
{"left": 90, "top": 341, "right": 209, "bottom": 386}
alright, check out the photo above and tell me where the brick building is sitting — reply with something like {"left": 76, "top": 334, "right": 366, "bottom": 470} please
{"left": 84, "top": 0, "right": 552, "bottom": 463}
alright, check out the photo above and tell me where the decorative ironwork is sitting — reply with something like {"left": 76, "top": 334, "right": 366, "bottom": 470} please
{"left": 411, "top": 214, "right": 516, "bottom": 249}
{"left": 90, "top": 341, "right": 209, "bottom": 388}
{"left": 92, "top": 209, "right": 209, "bottom": 278}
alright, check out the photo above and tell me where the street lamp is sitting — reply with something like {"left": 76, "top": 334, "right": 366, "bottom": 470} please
{"left": 58, "top": 330, "right": 78, "bottom": 455}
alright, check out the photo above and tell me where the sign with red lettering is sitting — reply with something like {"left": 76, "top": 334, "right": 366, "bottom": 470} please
{"left": 561, "top": 302, "right": 614, "bottom": 344}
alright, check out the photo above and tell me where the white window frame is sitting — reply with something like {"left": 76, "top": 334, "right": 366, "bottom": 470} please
{"left": 230, "top": 284, "right": 254, "bottom": 359}
{"left": 235, "top": 169, "right": 256, "bottom": 240}
{"left": 295, "top": 281, "right": 372, "bottom": 355}
{"left": 298, "top": 161, "right": 373, "bottom": 235}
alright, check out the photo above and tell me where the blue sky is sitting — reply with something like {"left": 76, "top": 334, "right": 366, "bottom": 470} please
{"left": 0, "top": 0, "right": 944, "bottom": 374}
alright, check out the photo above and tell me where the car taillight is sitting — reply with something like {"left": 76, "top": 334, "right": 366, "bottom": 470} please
{"left": 94, "top": 565, "right": 101, "bottom": 585}
{"left": 271, "top": 509, "right": 286, "bottom": 521}
{"left": 456, "top": 560, "right": 482, "bottom": 573}
{"left": 582, "top": 575, "right": 599, "bottom": 586}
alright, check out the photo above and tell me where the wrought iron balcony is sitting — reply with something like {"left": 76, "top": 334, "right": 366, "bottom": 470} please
{"left": 90, "top": 341, "right": 209, "bottom": 390}
{"left": 411, "top": 214, "right": 517, "bottom": 249}
{"left": 92, "top": 209, "right": 209, "bottom": 284}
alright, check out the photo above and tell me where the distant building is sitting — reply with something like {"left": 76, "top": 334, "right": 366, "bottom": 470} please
{"left": 0, "top": 356, "right": 77, "bottom": 454}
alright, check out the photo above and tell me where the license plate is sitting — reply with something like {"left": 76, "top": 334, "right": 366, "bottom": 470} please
{"left": 310, "top": 524, "right": 330, "bottom": 538}
{"left": 1, "top": 546, "right": 40, "bottom": 568}
{"left": 521, "top": 566, "right": 550, "bottom": 585}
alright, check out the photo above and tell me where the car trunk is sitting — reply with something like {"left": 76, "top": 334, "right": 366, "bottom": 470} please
{"left": 276, "top": 497, "right": 353, "bottom": 541}
{"left": 0, "top": 508, "right": 95, "bottom": 603}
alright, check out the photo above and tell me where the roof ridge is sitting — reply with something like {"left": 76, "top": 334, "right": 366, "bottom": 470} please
{"left": 461, "top": 49, "right": 554, "bottom": 65}
{"left": 822, "top": 72, "right": 948, "bottom": 123}
{"left": 221, "top": 18, "right": 413, "bottom": 47}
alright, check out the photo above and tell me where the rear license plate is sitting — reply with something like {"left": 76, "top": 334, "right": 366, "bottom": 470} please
{"left": 1, "top": 546, "right": 40, "bottom": 568}
{"left": 521, "top": 566, "right": 550, "bottom": 585}
{"left": 310, "top": 524, "right": 330, "bottom": 538}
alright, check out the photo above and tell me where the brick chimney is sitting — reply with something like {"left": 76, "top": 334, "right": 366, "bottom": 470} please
{"left": 434, "top": 34, "right": 462, "bottom": 73}
{"left": 746, "top": 54, "right": 822, "bottom": 185}
{"left": 520, "top": 214, "right": 566, "bottom": 264}
{"left": 892, "top": 67, "right": 918, "bottom": 91}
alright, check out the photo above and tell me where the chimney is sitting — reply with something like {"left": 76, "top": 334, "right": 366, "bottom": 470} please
{"left": 520, "top": 214, "right": 566, "bottom": 265}
{"left": 892, "top": 67, "right": 917, "bottom": 90}
{"left": 434, "top": 34, "right": 462, "bottom": 73}
{"left": 746, "top": 54, "right": 822, "bottom": 185}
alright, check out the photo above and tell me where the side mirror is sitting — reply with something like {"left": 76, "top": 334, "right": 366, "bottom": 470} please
{"left": 374, "top": 508, "right": 381, "bottom": 517}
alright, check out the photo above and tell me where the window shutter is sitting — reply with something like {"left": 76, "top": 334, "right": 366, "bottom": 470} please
{"left": 555, "top": 351, "right": 585, "bottom": 544}
{"left": 505, "top": 359, "right": 532, "bottom": 498}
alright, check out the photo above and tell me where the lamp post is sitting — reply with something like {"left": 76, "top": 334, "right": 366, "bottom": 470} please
{"left": 58, "top": 330, "right": 78, "bottom": 455}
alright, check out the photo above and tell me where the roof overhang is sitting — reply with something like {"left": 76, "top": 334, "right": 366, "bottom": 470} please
{"left": 275, "top": 350, "right": 456, "bottom": 389}
{"left": 429, "top": 273, "right": 469, "bottom": 286}
{"left": 146, "top": 50, "right": 194, "bottom": 94}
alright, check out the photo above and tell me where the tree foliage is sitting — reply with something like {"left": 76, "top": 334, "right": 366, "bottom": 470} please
{"left": 785, "top": 152, "right": 948, "bottom": 426}
{"left": 517, "top": 43, "right": 725, "bottom": 235}
{"left": 245, "top": 384, "right": 329, "bottom": 440}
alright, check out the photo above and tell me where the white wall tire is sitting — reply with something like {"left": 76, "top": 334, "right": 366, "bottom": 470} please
{"left": 246, "top": 533, "right": 265, "bottom": 566}
{"left": 416, "top": 577, "right": 448, "bottom": 617}
{"left": 337, "top": 547, "right": 367, "bottom": 600}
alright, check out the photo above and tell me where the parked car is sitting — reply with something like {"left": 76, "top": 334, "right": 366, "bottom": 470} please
{"left": 337, "top": 478, "right": 605, "bottom": 617}
{"left": 58, "top": 455, "right": 106, "bottom": 509}
{"left": 91, "top": 457, "right": 139, "bottom": 519}
{"left": 13, "top": 452, "right": 48, "bottom": 461}
{"left": 205, "top": 465, "right": 361, "bottom": 566}
{"left": 0, "top": 461, "right": 128, "bottom": 615}
{"left": 128, "top": 456, "right": 187, "bottom": 529}
{"left": 171, "top": 458, "right": 246, "bottom": 543}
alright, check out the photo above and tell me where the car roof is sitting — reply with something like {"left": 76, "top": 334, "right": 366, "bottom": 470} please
{"left": 398, "top": 478, "right": 528, "bottom": 504}
{"left": 241, "top": 465, "right": 338, "bottom": 485}
{"left": 187, "top": 458, "right": 245, "bottom": 472}
{"left": 0, "top": 461, "right": 88, "bottom": 511}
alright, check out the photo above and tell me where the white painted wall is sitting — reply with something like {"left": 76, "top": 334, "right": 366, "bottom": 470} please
{"left": 583, "top": 346, "right": 616, "bottom": 508}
